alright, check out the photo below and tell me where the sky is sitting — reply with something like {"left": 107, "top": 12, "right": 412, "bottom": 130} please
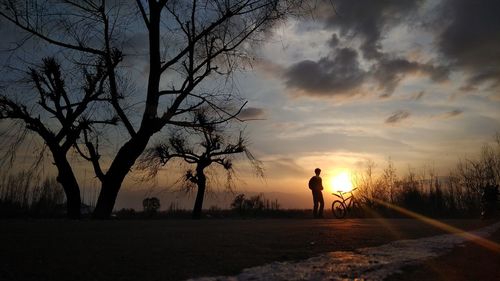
{"left": 227, "top": 0, "right": 500, "bottom": 199}
{"left": 1, "top": 0, "right": 500, "bottom": 209}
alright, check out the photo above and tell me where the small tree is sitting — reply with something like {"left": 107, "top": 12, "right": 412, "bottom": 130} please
{"left": 142, "top": 197, "right": 160, "bottom": 215}
{"left": 140, "top": 114, "right": 262, "bottom": 219}
{"left": 230, "top": 193, "right": 247, "bottom": 215}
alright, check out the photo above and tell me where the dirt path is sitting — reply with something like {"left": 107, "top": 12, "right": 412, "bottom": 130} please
{"left": 0, "top": 219, "right": 495, "bottom": 281}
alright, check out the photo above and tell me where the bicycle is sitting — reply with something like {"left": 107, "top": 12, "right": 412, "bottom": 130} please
{"left": 331, "top": 188, "right": 361, "bottom": 218}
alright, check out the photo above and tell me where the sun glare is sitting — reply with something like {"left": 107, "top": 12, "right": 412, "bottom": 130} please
{"left": 330, "top": 171, "right": 353, "bottom": 193}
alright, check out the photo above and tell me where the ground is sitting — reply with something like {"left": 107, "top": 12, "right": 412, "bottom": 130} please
{"left": 0, "top": 218, "right": 498, "bottom": 281}
{"left": 387, "top": 224, "right": 500, "bottom": 281}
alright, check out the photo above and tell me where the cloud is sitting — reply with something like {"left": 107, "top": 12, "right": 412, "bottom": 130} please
{"left": 434, "top": 0, "right": 500, "bottom": 90}
{"left": 372, "top": 58, "right": 449, "bottom": 97}
{"left": 433, "top": 109, "right": 463, "bottom": 119}
{"left": 413, "top": 91, "right": 425, "bottom": 101}
{"left": 254, "top": 59, "right": 285, "bottom": 77}
{"left": 283, "top": 52, "right": 447, "bottom": 98}
{"left": 327, "top": 33, "right": 339, "bottom": 48}
{"left": 262, "top": 157, "right": 309, "bottom": 178}
{"left": 284, "top": 47, "right": 366, "bottom": 97}
{"left": 321, "top": 0, "right": 424, "bottom": 60}
{"left": 256, "top": 129, "right": 412, "bottom": 157}
{"left": 239, "top": 107, "right": 265, "bottom": 119}
{"left": 385, "top": 110, "right": 411, "bottom": 124}
{"left": 444, "top": 109, "right": 463, "bottom": 118}
{"left": 278, "top": 1, "right": 450, "bottom": 99}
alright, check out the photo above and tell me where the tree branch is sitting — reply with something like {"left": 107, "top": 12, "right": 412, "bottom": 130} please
{"left": 82, "top": 129, "right": 105, "bottom": 180}
{"left": 100, "top": 5, "right": 136, "bottom": 137}
{"left": 135, "top": 0, "right": 150, "bottom": 29}
{"left": 0, "top": 8, "right": 105, "bottom": 56}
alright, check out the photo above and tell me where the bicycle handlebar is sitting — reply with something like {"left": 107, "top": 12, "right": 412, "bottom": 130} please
{"left": 332, "top": 187, "right": 358, "bottom": 195}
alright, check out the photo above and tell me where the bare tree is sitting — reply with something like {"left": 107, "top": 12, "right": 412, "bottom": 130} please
{"left": 0, "top": 0, "right": 303, "bottom": 218}
{"left": 140, "top": 113, "right": 262, "bottom": 219}
{"left": 0, "top": 57, "right": 118, "bottom": 218}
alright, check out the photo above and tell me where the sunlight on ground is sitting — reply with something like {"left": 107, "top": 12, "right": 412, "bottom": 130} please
{"left": 330, "top": 171, "right": 353, "bottom": 193}
{"left": 373, "top": 199, "right": 500, "bottom": 253}
{"left": 192, "top": 222, "right": 500, "bottom": 281}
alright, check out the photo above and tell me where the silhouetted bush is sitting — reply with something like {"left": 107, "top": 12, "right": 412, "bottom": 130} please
{"left": 0, "top": 172, "right": 66, "bottom": 218}
{"left": 352, "top": 136, "right": 500, "bottom": 218}
{"left": 115, "top": 208, "right": 138, "bottom": 218}
{"left": 230, "top": 193, "right": 281, "bottom": 217}
{"left": 29, "top": 177, "right": 65, "bottom": 217}
{"left": 143, "top": 197, "right": 161, "bottom": 216}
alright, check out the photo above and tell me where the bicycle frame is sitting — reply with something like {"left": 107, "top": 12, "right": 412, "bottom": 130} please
{"left": 331, "top": 188, "right": 359, "bottom": 218}
{"left": 332, "top": 188, "right": 358, "bottom": 207}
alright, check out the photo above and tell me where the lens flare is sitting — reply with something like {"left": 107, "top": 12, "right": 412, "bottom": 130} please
{"left": 372, "top": 198, "right": 500, "bottom": 253}
{"left": 331, "top": 171, "right": 353, "bottom": 193}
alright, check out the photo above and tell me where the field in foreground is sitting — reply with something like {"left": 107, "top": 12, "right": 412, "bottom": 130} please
{"left": 0, "top": 218, "right": 498, "bottom": 281}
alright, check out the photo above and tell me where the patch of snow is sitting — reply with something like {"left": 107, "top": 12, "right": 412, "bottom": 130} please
{"left": 189, "top": 222, "right": 500, "bottom": 281}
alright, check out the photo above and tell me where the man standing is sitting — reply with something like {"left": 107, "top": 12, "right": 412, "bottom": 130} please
{"left": 309, "top": 168, "right": 324, "bottom": 218}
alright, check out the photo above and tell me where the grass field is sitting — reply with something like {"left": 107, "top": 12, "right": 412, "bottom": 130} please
{"left": 0, "top": 218, "right": 497, "bottom": 281}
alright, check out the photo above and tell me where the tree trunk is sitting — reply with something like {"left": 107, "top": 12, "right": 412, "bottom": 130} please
{"left": 92, "top": 133, "right": 151, "bottom": 219}
{"left": 192, "top": 168, "right": 206, "bottom": 220}
{"left": 53, "top": 153, "right": 81, "bottom": 219}
{"left": 92, "top": 9, "right": 162, "bottom": 219}
{"left": 92, "top": 179, "right": 120, "bottom": 219}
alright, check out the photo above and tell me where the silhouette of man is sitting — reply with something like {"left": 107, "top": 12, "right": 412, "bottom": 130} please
{"left": 309, "top": 168, "right": 324, "bottom": 218}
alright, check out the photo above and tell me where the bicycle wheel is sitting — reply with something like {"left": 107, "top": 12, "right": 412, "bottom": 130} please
{"left": 332, "top": 200, "right": 347, "bottom": 218}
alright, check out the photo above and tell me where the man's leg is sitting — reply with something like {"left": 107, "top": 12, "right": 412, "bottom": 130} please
{"left": 318, "top": 191, "right": 324, "bottom": 218}
{"left": 312, "top": 191, "right": 319, "bottom": 218}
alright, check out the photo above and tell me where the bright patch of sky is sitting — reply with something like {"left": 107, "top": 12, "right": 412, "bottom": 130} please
{"left": 225, "top": 0, "right": 500, "bottom": 198}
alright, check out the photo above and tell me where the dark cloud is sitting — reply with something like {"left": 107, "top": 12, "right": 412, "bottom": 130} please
{"left": 284, "top": 47, "right": 366, "bottom": 96}
{"left": 372, "top": 58, "right": 449, "bottom": 96}
{"left": 433, "top": 109, "right": 463, "bottom": 119}
{"left": 327, "top": 33, "right": 339, "bottom": 48}
{"left": 264, "top": 158, "right": 309, "bottom": 178}
{"left": 446, "top": 109, "right": 463, "bottom": 117}
{"left": 283, "top": 49, "right": 448, "bottom": 98}
{"left": 281, "top": 1, "right": 451, "bottom": 99}
{"left": 239, "top": 107, "right": 265, "bottom": 119}
{"left": 413, "top": 91, "right": 425, "bottom": 101}
{"left": 322, "top": 0, "right": 423, "bottom": 60}
{"left": 435, "top": 0, "right": 500, "bottom": 90}
{"left": 385, "top": 110, "right": 411, "bottom": 124}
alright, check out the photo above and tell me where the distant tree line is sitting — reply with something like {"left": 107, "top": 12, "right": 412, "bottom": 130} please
{"left": 110, "top": 193, "right": 282, "bottom": 219}
{"left": 230, "top": 193, "right": 280, "bottom": 217}
{"left": 2, "top": 136, "right": 499, "bottom": 219}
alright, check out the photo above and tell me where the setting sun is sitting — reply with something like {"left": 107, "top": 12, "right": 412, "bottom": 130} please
{"left": 330, "top": 171, "right": 353, "bottom": 193}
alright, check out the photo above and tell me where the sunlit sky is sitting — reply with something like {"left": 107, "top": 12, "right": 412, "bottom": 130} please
{"left": 215, "top": 0, "right": 500, "bottom": 207}
{"left": 219, "top": 0, "right": 496, "bottom": 192}
{"left": 1, "top": 0, "right": 500, "bottom": 209}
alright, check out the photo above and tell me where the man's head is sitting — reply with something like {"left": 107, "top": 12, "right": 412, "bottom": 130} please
{"left": 314, "top": 168, "right": 321, "bottom": 176}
